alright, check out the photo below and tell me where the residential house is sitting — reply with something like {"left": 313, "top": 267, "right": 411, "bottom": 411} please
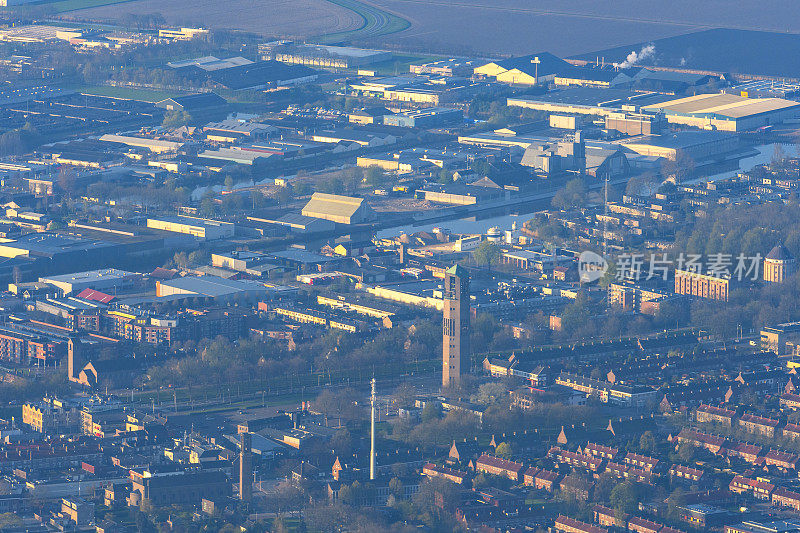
{"left": 555, "top": 515, "right": 608, "bottom": 533}
{"left": 764, "top": 449, "right": 800, "bottom": 471}
{"left": 523, "top": 467, "right": 562, "bottom": 492}
{"left": 422, "top": 463, "right": 468, "bottom": 484}
{"left": 738, "top": 413, "right": 781, "bottom": 438}
{"left": 725, "top": 442, "right": 762, "bottom": 464}
{"left": 728, "top": 476, "right": 774, "bottom": 500}
{"left": 584, "top": 442, "right": 619, "bottom": 461}
{"left": 780, "top": 393, "right": 800, "bottom": 410}
{"left": 772, "top": 487, "right": 800, "bottom": 511}
{"left": 475, "top": 454, "right": 524, "bottom": 482}
{"left": 696, "top": 404, "right": 736, "bottom": 426}
{"left": 624, "top": 452, "right": 660, "bottom": 472}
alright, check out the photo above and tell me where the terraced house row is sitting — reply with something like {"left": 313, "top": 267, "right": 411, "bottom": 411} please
{"left": 676, "top": 428, "right": 800, "bottom": 470}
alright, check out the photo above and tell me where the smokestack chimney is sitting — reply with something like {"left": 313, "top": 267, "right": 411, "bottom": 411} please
{"left": 239, "top": 430, "right": 252, "bottom": 502}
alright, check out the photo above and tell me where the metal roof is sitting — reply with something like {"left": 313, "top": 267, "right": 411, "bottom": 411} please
{"left": 642, "top": 93, "right": 800, "bottom": 119}
{"left": 302, "top": 193, "right": 366, "bottom": 219}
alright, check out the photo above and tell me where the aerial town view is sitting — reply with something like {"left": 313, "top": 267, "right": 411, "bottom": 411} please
{"left": 4, "top": 0, "right": 800, "bottom": 532}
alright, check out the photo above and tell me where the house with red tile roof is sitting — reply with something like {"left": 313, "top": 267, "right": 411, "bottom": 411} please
{"left": 584, "top": 442, "right": 619, "bottom": 461}
{"left": 628, "top": 516, "right": 664, "bottom": 533}
{"left": 475, "top": 454, "right": 524, "bottom": 482}
{"left": 729, "top": 475, "right": 775, "bottom": 499}
{"left": 555, "top": 515, "right": 607, "bottom": 533}
{"left": 738, "top": 413, "right": 781, "bottom": 438}
{"left": 725, "top": 442, "right": 762, "bottom": 464}
{"left": 524, "top": 467, "right": 561, "bottom": 491}
{"left": 423, "top": 463, "right": 468, "bottom": 484}
{"left": 696, "top": 404, "right": 736, "bottom": 426}
{"left": 780, "top": 392, "right": 800, "bottom": 410}
{"left": 772, "top": 486, "right": 800, "bottom": 511}
{"left": 764, "top": 449, "right": 800, "bottom": 470}
{"left": 669, "top": 464, "right": 704, "bottom": 483}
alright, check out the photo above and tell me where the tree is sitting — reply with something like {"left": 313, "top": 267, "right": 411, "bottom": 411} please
{"left": 610, "top": 481, "right": 638, "bottom": 515}
{"left": 162, "top": 110, "right": 192, "bottom": 128}
{"left": 676, "top": 441, "right": 697, "bottom": 463}
{"left": 472, "top": 382, "right": 507, "bottom": 406}
{"left": 0, "top": 513, "right": 21, "bottom": 529}
{"left": 0, "top": 130, "right": 24, "bottom": 157}
{"left": 639, "top": 431, "right": 656, "bottom": 454}
{"left": 391, "top": 382, "right": 417, "bottom": 409}
{"left": 495, "top": 441, "right": 512, "bottom": 459}
{"left": 364, "top": 166, "right": 386, "bottom": 188}
{"left": 625, "top": 172, "right": 660, "bottom": 197}
{"left": 421, "top": 401, "right": 441, "bottom": 422}
{"left": 661, "top": 152, "right": 695, "bottom": 184}
{"left": 265, "top": 481, "right": 305, "bottom": 518}
{"left": 58, "top": 166, "right": 77, "bottom": 196}
{"left": 552, "top": 178, "right": 588, "bottom": 210}
{"left": 473, "top": 241, "right": 500, "bottom": 267}
{"left": 438, "top": 168, "right": 454, "bottom": 184}
{"left": 388, "top": 477, "right": 404, "bottom": 499}
{"left": 275, "top": 185, "right": 293, "bottom": 205}
{"left": 773, "top": 144, "right": 788, "bottom": 169}
{"left": 314, "top": 388, "right": 361, "bottom": 423}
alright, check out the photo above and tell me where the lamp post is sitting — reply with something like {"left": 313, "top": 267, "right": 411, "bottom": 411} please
{"left": 531, "top": 56, "right": 541, "bottom": 85}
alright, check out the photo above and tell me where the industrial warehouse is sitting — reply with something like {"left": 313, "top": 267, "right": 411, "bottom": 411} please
{"left": 640, "top": 93, "right": 800, "bottom": 131}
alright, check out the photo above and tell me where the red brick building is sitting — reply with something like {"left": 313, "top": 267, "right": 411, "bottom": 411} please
{"left": 475, "top": 454, "right": 524, "bottom": 482}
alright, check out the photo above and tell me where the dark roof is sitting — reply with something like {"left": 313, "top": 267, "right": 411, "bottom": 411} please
{"left": 209, "top": 61, "right": 317, "bottom": 90}
{"left": 86, "top": 358, "right": 139, "bottom": 373}
{"left": 496, "top": 52, "right": 571, "bottom": 77}
{"left": 558, "top": 66, "right": 632, "bottom": 82}
{"left": 767, "top": 242, "right": 794, "bottom": 261}
{"left": 157, "top": 93, "right": 227, "bottom": 110}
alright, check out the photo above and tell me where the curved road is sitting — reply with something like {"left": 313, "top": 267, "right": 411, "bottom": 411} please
{"left": 317, "top": 0, "right": 410, "bottom": 44}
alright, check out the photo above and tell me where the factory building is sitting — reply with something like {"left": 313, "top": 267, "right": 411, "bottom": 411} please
{"left": 508, "top": 87, "right": 673, "bottom": 116}
{"left": 155, "top": 275, "right": 271, "bottom": 302}
{"left": 619, "top": 131, "right": 738, "bottom": 162}
{"left": 39, "top": 269, "right": 140, "bottom": 296}
{"left": 146, "top": 216, "right": 235, "bottom": 240}
{"left": 301, "top": 193, "right": 374, "bottom": 225}
{"left": 258, "top": 42, "right": 391, "bottom": 69}
{"left": 641, "top": 93, "right": 800, "bottom": 132}
{"left": 474, "top": 52, "right": 570, "bottom": 85}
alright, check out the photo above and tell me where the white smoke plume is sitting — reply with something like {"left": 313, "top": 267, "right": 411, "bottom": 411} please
{"left": 614, "top": 44, "right": 655, "bottom": 69}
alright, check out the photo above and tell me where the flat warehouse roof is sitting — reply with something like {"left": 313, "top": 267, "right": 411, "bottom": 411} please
{"left": 642, "top": 93, "right": 800, "bottom": 118}
{"left": 510, "top": 87, "right": 674, "bottom": 108}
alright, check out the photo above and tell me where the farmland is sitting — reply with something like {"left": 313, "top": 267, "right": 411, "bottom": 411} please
{"left": 45, "top": 0, "right": 134, "bottom": 13}
{"left": 65, "top": 0, "right": 362, "bottom": 37}
{"left": 354, "top": 0, "right": 800, "bottom": 56}
{"left": 574, "top": 29, "right": 800, "bottom": 80}
{"left": 62, "top": 0, "right": 800, "bottom": 57}
{"left": 316, "top": 0, "right": 410, "bottom": 44}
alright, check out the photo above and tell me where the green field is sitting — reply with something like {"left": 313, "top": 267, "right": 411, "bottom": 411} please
{"left": 317, "top": 0, "right": 410, "bottom": 44}
{"left": 81, "top": 85, "right": 181, "bottom": 102}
